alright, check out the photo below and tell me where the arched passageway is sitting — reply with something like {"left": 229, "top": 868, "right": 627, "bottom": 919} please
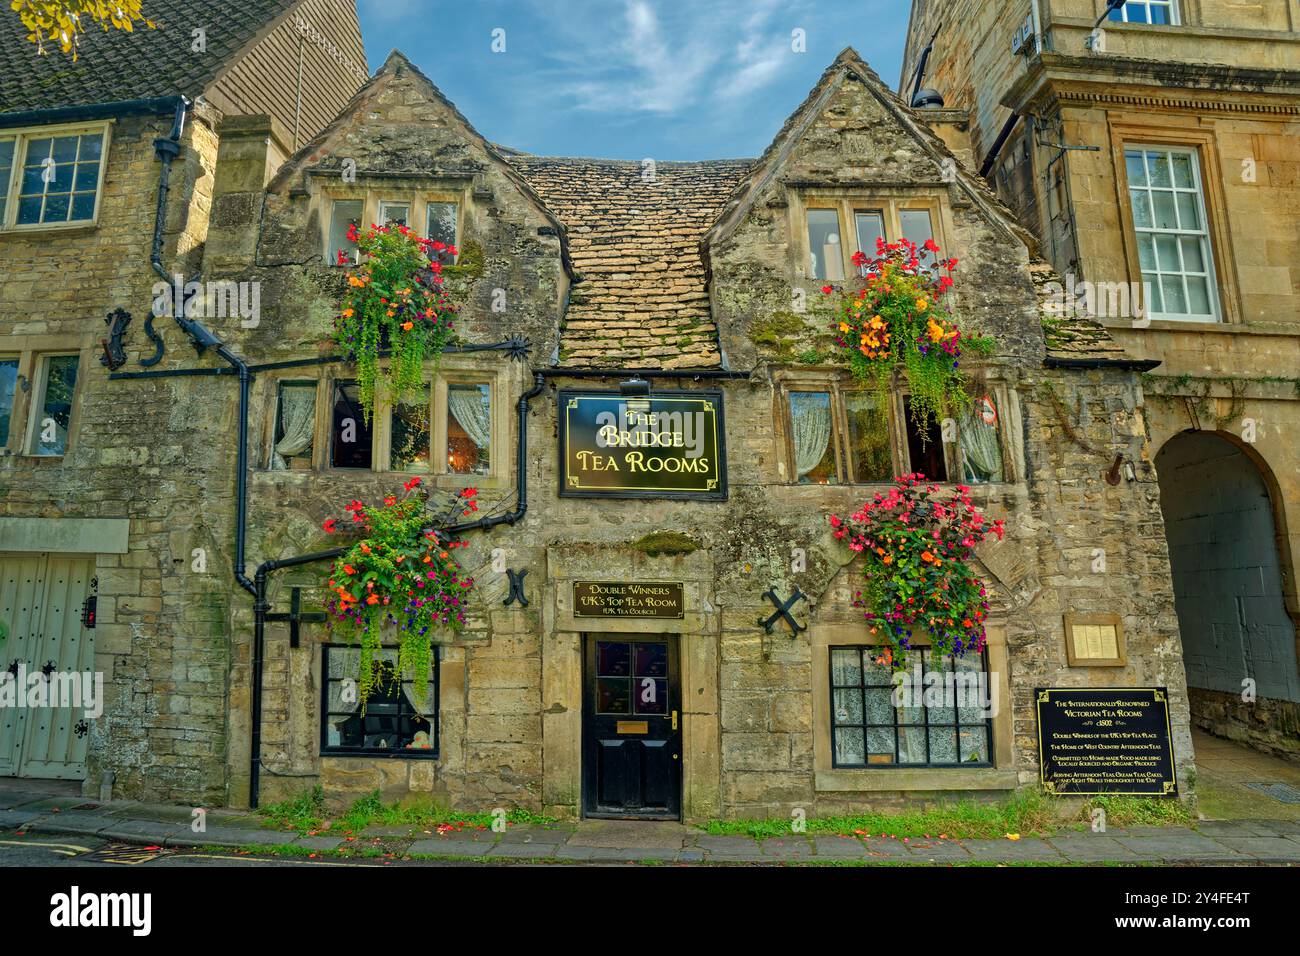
{"left": 1156, "top": 432, "right": 1300, "bottom": 760}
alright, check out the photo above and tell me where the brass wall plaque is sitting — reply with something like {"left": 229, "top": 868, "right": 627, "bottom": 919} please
{"left": 574, "top": 581, "right": 684, "bottom": 619}
{"left": 559, "top": 390, "right": 727, "bottom": 500}
{"left": 1064, "top": 612, "right": 1127, "bottom": 666}
{"left": 616, "top": 721, "right": 649, "bottom": 735}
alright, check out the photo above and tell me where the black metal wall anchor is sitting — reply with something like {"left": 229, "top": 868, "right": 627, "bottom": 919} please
{"left": 74, "top": 719, "right": 90, "bottom": 739}
{"left": 264, "top": 587, "right": 327, "bottom": 648}
{"left": 99, "top": 307, "right": 133, "bottom": 371}
{"left": 41, "top": 660, "right": 56, "bottom": 677}
{"left": 758, "top": 587, "right": 807, "bottom": 636}
{"left": 503, "top": 568, "right": 529, "bottom": 608}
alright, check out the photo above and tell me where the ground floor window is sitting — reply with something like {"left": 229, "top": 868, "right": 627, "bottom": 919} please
{"left": 829, "top": 645, "right": 992, "bottom": 767}
{"left": 320, "top": 644, "right": 439, "bottom": 757}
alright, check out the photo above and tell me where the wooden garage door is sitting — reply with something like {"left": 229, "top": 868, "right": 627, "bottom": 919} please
{"left": 0, "top": 553, "right": 96, "bottom": 780}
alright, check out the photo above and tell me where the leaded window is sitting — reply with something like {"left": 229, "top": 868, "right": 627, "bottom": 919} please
{"left": 321, "top": 645, "right": 439, "bottom": 757}
{"left": 830, "top": 645, "right": 992, "bottom": 767}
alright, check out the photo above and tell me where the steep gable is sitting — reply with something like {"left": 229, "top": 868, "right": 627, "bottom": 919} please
{"left": 266, "top": 50, "right": 568, "bottom": 262}
{"left": 706, "top": 47, "right": 1034, "bottom": 255}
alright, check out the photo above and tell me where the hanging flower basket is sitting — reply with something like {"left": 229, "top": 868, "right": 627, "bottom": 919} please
{"left": 320, "top": 479, "right": 479, "bottom": 707}
{"left": 335, "top": 223, "right": 459, "bottom": 424}
{"left": 830, "top": 474, "right": 1005, "bottom": 666}
{"left": 820, "top": 238, "right": 993, "bottom": 432}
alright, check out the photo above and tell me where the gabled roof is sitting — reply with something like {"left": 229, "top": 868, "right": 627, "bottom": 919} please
{"left": 510, "top": 156, "right": 751, "bottom": 369}
{"left": 268, "top": 50, "right": 572, "bottom": 274}
{"left": 705, "top": 47, "right": 1037, "bottom": 253}
{"left": 0, "top": 0, "right": 298, "bottom": 114}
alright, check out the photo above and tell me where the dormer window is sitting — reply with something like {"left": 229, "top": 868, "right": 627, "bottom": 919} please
{"left": 325, "top": 193, "right": 461, "bottom": 266}
{"left": 802, "top": 199, "right": 941, "bottom": 281}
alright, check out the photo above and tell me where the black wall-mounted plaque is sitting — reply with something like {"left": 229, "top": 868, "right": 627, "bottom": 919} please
{"left": 1036, "top": 687, "right": 1178, "bottom": 796}
{"left": 574, "top": 582, "right": 685, "bottom": 619}
{"left": 558, "top": 390, "right": 727, "bottom": 500}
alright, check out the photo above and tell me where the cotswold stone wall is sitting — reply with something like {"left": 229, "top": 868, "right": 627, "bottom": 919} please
{"left": 0, "top": 106, "right": 236, "bottom": 803}
{"left": 205, "top": 55, "right": 1195, "bottom": 819}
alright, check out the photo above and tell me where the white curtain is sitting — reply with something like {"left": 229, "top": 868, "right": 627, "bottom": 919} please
{"left": 959, "top": 403, "right": 1003, "bottom": 483}
{"left": 790, "top": 392, "right": 832, "bottom": 480}
{"left": 447, "top": 385, "right": 491, "bottom": 451}
{"left": 271, "top": 387, "right": 315, "bottom": 469}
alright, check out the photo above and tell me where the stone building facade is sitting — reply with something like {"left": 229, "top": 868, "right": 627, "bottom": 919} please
{"left": 4, "top": 28, "right": 1200, "bottom": 817}
{"left": 0, "top": 0, "right": 367, "bottom": 800}
{"left": 902, "top": 0, "right": 1300, "bottom": 760}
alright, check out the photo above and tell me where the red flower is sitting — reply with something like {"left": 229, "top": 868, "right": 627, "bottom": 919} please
{"left": 461, "top": 487, "right": 478, "bottom": 498}
{"left": 923, "top": 238, "right": 940, "bottom": 253}
{"left": 336, "top": 249, "right": 348, "bottom": 266}
{"left": 322, "top": 518, "right": 338, "bottom": 533}
{"left": 403, "top": 477, "right": 422, "bottom": 491}
{"left": 821, "top": 285, "right": 834, "bottom": 294}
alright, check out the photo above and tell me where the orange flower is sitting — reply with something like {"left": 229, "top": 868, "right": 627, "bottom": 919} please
{"left": 401, "top": 321, "right": 413, "bottom": 331}
{"left": 343, "top": 564, "right": 355, "bottom": 575}
{"left": 882, "top": 555, "right": 893, "bottom": 565}
{"left": 360, "top": 543, "right": 371, "bottom": 554}
{"left": 366, "top": 594, "right": 379, "bottom": 605}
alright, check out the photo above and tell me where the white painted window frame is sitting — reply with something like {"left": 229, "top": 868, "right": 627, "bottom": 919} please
{"left": 1125, "top": 143, "right": 1220, "bottom": 323}
{"left": 0, "top": 120, "right": 112, "bottom": 232}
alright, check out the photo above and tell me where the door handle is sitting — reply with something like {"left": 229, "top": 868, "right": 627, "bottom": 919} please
{"left": 671, "top": 710, "right": 678, "bottom": 731}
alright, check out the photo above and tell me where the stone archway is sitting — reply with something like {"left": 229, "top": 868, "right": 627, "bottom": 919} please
{"left": 1155, "top": 431, "right": 1300, "bottom": 760}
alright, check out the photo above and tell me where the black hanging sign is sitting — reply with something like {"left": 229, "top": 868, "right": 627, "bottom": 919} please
{"left": 558, "top": 390, "right": 727, "bottom": 500}
{"left": 1036, "top": 687, "right": 1178, "bottom": 796}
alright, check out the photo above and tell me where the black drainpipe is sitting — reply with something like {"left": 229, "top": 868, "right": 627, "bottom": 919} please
{"left": 246, "top": 370, "right": 545, "bottom": 807}
{"left": 147, "top": 96, "right": 257, "bottom": 598}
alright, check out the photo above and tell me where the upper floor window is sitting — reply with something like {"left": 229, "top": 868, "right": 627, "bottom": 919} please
{"left": 1109, "top": 0, "right": 1178, "bottom": 25}
{"left": 0, "top": 123, "right": 110, "bottom": 230}
{"left": 326, "top": 195, "right": 461, "bottom": 267}
{"left": 0, "top": 348, "right": 81, "bottom": 458}
{"left": 1124, "top": 145, "right": 1218, "bottom": 321}
{"left": 780, "top": 375, "right": 1010, "bottom": 486}
{"left": 267, "top": 368, "right": 501, "bottom": 487}
{"left": 804, "top": 200, "right": 940, "bottom": 281}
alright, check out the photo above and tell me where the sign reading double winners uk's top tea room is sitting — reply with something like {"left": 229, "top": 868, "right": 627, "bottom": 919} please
{"left": 559, "top": 390, "right": 727, "bottom": 500}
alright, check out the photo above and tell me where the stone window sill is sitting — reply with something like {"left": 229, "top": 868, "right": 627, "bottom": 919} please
{"left": 815, "top": 768, "right": 1018, "bottom": 792}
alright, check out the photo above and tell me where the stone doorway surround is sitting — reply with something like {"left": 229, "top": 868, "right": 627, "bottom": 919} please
{"left": 541, "top": 545, "right": 720, "bottom": 821}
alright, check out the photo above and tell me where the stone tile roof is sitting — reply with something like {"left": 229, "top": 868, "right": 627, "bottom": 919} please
{"left": 511, "top": 156, "right": 752, "bottom": 369}
{"left": 0, "top": 0, "right": 295, "bottom": 114}
{"left": 1029, "top": 259, "right": 1133, "bottom": 363}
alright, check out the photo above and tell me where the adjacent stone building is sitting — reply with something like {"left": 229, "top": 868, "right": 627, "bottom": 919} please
{"left": 902, "top": 0, "right": 1300, "bottom": 760}
{"left": 0, "top": 0, "right": 368, "bottom": 799}
{"left": 4, "top": 21, "right": 1201, "bottom": 817}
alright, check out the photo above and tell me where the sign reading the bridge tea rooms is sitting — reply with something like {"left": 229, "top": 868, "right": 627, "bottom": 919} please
{"left": 1036, "top": 687, "right": 1177, "bottom": 796}
{"left": 559, "top": 390, "right": 727, "bottom": 500}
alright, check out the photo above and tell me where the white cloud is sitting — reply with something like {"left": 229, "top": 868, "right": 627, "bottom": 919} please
{"left": 533, "top": 0, "right": 804, "bottom": 115}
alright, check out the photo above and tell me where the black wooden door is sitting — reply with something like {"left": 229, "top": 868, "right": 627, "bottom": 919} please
{"left": 582, "top": 635, "right": 681, "bottom": 819}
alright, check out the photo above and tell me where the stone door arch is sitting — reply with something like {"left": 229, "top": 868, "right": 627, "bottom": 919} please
{"left": 1155, "top": 431, "right": 1300, "bottom": 757}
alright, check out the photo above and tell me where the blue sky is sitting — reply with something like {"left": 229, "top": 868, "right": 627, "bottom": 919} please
{"left": 355, "top": 0, "right": 909, "bottom": 161}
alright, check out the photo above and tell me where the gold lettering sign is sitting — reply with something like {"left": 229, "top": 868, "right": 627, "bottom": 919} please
{"left": 1036, "top": 687, "right": 1177, "bottom": 796}
{"left": 574, "top": 582, "right": 685, "bottom": 619}
{"left": 559, "top": 390, "right": 727, "bottom": 500}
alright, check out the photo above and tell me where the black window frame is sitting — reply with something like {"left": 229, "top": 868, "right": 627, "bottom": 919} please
{"left": 320, "top": 643, "right": 441, "bottom": 759}
{"left": 829, "top": 644, "right": 993, "bottom": 769}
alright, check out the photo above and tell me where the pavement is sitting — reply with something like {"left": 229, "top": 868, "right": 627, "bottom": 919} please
{"left": 2, "top": 788, "right": 1300, "bottom": 865}
{"left": 3, "top": 729, "right": 1299, "bottom": 866}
